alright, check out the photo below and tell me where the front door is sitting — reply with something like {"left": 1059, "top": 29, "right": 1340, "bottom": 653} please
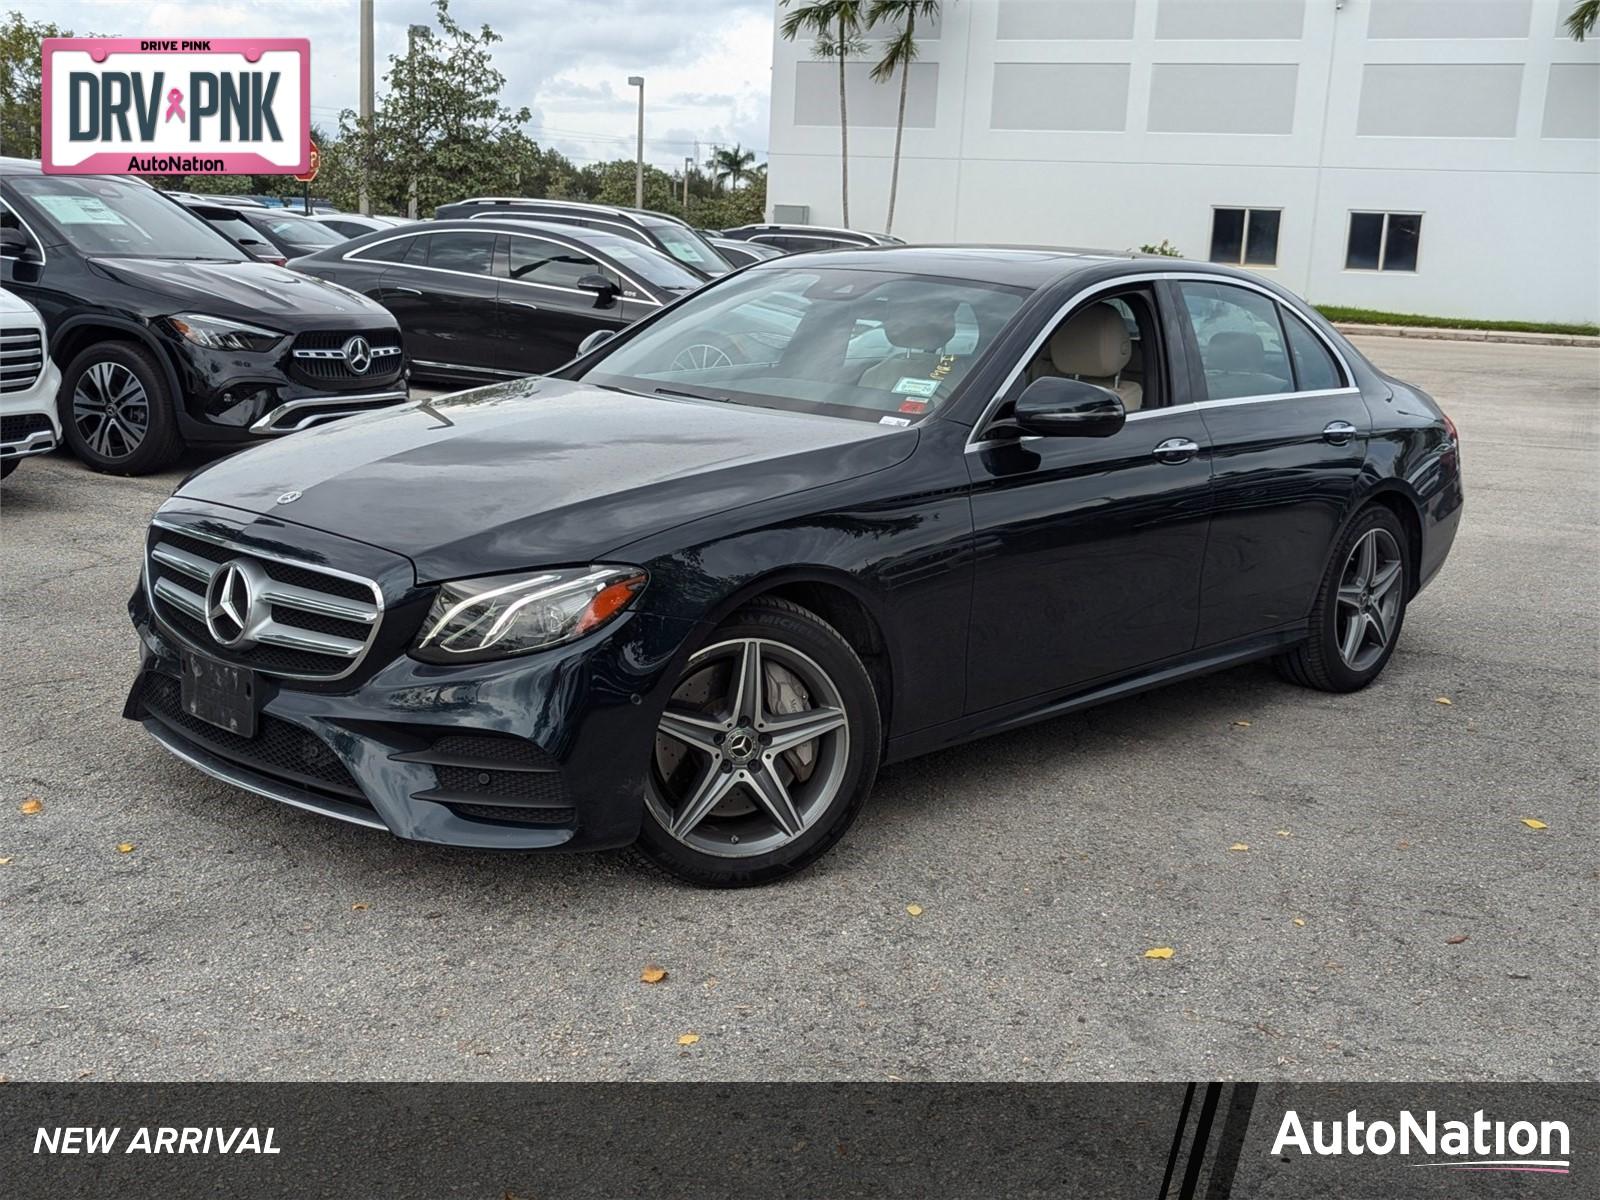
{"left": 963, "top": 285, "right": 1214, "bottom": 713}
{"left": 495, "top": 234, "right": 645, "bottom": 374}
{"left": 381, "top": 229, "right": 502, "bottom": 376}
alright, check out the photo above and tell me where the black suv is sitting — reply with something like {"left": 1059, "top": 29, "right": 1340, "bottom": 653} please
{"left": 434, "top": 197, "right": 733, "bottom": 280}
{"left": 0, "top": 162, "right": 408, "bottom": 475}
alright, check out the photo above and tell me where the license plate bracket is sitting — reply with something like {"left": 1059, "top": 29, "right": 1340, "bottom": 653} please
{"left": 179, "top": 651, "right": 258, "bottom": 738}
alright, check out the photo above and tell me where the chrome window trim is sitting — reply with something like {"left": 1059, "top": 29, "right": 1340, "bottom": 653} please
{"left": 965, "top": 270, "right": 1356, "bottom": 451}
{"left": 341, "top": 229, "right": 661, "bottom": 306}
{"left": 145, "top": 516, "right": 387, "bottom": 682}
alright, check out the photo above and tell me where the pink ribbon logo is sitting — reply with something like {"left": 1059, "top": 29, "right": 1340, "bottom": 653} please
{"left": 164, "top": 88, "right": 185, "bottom": 123}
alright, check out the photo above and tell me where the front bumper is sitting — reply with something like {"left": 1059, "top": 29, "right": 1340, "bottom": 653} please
{"left": 126, "top": 571, "right": 698, "bottom": 852}
{"left": 0, "top": 357, "right": 64, "bottom": 462}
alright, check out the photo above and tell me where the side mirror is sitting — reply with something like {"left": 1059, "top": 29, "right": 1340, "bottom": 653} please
{"left": 0, "top": 227, "right": 37, "bottom": 261}
{"left": 577, "top": 273, "right": 620, "bottom": 307}
{"left": 1012, "top": 376, "right": 1126, "bottom": 438}
{"left": 577, "top": 328, "right": 616, "bottom": 356}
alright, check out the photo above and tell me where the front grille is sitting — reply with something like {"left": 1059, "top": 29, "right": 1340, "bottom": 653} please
{"left": 0, "top": 328, "right": 45, "bottom": 394}
{"left": 288, "top": 329, "right": 403, "bottom": 389}
{"left": 1, "top": 412, "right": 54, "bottom": 442}
{"left": 146, "top": 525, "right": 383, "bottom": 681}
{"left": 140, "top": 673, "right": 366, "bottom": 802}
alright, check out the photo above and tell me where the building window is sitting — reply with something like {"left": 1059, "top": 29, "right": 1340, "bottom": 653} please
{"left": 1346, "top": 212, "right": 1422, "bottom": 272}
{"left": 1209, "top": 208, "right": 1281, "bottom": 267}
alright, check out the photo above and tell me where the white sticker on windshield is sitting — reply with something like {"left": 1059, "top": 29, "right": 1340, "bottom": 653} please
{"left": 878, "top": 415, "right": 912, "bottom": 427}
{"left": 892, "top": 377, "right": 939, "bottom": 398}
{"left": 33, "top": 195, "right": 126, "bottom": 226}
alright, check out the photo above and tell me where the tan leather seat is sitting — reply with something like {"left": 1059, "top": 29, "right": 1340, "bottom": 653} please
{"left": 1027, "top": 302, "right": 1143, "bottom": 411}
{"left": 858, "top": 306, "right": 958, "bottom": 392}
{"left": 1203, "top": 331, "right": 1289, "bottom": 399}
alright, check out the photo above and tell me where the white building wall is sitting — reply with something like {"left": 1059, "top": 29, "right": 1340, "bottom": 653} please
{"left": 767, "top": 0, "right": 1600, "bottom": 323}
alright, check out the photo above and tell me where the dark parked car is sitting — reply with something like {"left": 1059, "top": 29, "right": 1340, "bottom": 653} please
{"left": 292, "top": 218, "right": 703, "bottom": 385}
{"left": 709, "top": 236, "right": 784, "bottom": 268}
{"left": 125, "top": 247, "right": 1462, "bottom": 884}
{"left": 719, "top": 223, "right": 905, "bottom": 253}
{"left": 207, "top": 204, "right": 350, "bottom": 261}
{"left": 177, "top": 199, "right": 289, "bottom": 265}
{"left": 309, "top": 213, "right": 411, "bottom": 239}
{"left": 435, "top": 197, "right": 734, "bottom": 279}
{"left": 0, "top": 162, "right": 409, "bottom": 474}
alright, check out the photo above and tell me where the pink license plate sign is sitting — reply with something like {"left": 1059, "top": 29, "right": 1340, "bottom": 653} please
{"left": 42, "top": 38, "right": 310, "bottom": 175}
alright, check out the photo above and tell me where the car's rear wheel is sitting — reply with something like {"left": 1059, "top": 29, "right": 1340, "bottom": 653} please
{"left": 638, "top": 598, "right": 881, "bottom": 887}
{"left": 1277, "top": 505, "right": 1410, "bottom": 692}
{"left": 58, "top": 341, "right": 183, "bottom": 475}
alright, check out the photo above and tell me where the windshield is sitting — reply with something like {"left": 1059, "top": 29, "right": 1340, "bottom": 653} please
{"left": 254, "top": 214, "right": 346, "bottom": 250}
{"left": 581, "top": 266, "right": 1028, "bottom": 425}
{"left": 9, "top": 175, "right": 246, "bottom": 260}
{"left": 645, "top": 219, "right": 733, "bottom": 276}
{"left": 582, "top": 231, "right": 702, "bottom": 291}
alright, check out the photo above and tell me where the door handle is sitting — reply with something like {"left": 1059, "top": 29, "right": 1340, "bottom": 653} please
{"left": 1322, "top": 420, "right": 1358, "bottom": 445}
{"left": 386, "top": 286, "right": 422, "bottom": 297}
{"left": 504, "top": 299, "right": 541, "bottom": 311}
{"left": 1153, "top": 437, "right": 1200, "bottom": 464}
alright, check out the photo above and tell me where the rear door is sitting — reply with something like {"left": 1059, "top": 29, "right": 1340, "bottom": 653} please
{"left": 380, "top": 229, "right": 501, "bottom": 376}
{"left": 1171, "top": 278, "right": 1371, "bottom": 645}
{"left": 495, "top": 233, "right": 651, "bottom": 374}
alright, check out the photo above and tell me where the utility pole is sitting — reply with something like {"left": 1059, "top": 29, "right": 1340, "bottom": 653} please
{"left": 358, "top": 0, "right": 373, "bottom": 214}
{"left": 407, "top": 23, "right": 432, "bottom": 219}
{"left": 628, "top": 76, "right": 645, "bottom": 209}
{"left": 683, "top": 156, "right": 691, "bottom": 216}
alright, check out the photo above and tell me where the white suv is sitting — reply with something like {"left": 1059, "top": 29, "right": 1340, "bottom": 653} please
{"left": 0, "top": 287, "right": 61, "bottom": 479}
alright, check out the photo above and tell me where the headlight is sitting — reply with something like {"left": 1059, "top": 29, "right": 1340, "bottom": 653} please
{"left": 166, "top": 313, "right": 285, "bottom": 352}
{"left": 412, "top": 566, "right": 648, "bottom": 664}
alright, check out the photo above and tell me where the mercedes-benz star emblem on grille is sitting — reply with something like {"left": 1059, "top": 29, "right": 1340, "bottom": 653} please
{"left": 277, "top": 490, "right": 302, "bottom": 505}
{"left": 342, "top": 335, "right": 373, "bottom": 375}
{"left": 205, "top": 560, "right": 259, "bottom": 648}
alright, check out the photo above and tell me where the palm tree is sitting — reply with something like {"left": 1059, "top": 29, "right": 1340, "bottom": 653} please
{"left": 711, "top": 144, "right": 759, "bottom": 190}
{"left": 868, "top": 1, "right": 940, "bottom": 236}
{"left": 781, "top": 1, "right": 867, "bottom": 225}
{"left": 1566, "top": 0, "right": 1598, "bottom": 39}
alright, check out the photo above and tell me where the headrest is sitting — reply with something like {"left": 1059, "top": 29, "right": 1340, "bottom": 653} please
{"left": 883, "top": 305, "right": 957, "bottom": 352}
{"left": 1050, "top": 303, "right": 1131, "bottom": 377}
{"left": 1207, "top": 331, "right": 1265, "bottom": 373}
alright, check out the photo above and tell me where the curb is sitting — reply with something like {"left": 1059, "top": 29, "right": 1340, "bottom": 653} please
{"left": 1334, "top": 323, "right": 1600, "bottom": 349}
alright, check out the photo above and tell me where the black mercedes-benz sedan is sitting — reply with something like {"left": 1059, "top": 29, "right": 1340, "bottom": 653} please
{"left": 125, "top": 247, "right": 1463, "bottom": 886}
{"left": 292, "top": 219, "right": 703, "bottom": 385}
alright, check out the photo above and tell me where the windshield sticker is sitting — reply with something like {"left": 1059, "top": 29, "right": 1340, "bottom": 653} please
{"left": 897, "top": 399, "right": 928, "bottom": 414}
{"left": 33, "top": 194, "right": 127, "bottom": 225}
{"left": 878, "top": 415, "right": 912, "bottom": 427}
{"left": 892, "top": 377, "right": 939, "bottom": 398}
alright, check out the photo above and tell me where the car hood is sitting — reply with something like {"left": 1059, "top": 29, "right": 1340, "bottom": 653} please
{"left": 89, "top": 257, "right": 391, "bottom": 327}
{"left": 175, "top": 378, "right": 918, "bottom": 582}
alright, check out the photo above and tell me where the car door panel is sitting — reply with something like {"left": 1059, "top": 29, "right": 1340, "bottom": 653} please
{"left": 379, "top": 230, "right": 501, "bottom": 376}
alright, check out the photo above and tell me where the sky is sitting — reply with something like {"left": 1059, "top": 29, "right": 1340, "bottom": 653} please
{"left": 29, "top": 0, "right": 777, "bottom": 171}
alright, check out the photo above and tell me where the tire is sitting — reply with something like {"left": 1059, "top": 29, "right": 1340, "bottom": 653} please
{"left": 637, "top": 597, "right": 882, "bottom": 887}
{"left": 58, "top": 340, "right": 184, "bottom": 475}
{"left": 1276, "top": 505, "right": 1410, "bottom": 693}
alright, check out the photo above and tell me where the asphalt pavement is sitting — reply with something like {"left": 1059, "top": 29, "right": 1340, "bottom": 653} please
{"left": 1, "top": 337, "right": 1595, "bottom": 1082}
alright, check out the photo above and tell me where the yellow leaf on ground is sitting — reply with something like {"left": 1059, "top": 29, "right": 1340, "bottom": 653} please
{"left": 1435, "top": 696, "right": 1453, "bottom": 705}
{"left": 1232, "top": 720, "right": 1251, "bottom": 728}
{"left": 351, "top": 902, "right": 369, "bottom": 911}
{"left": 0, "top": 857, "right": 11, "bottom": 865}
{"left": 676, "top": 1033, "right": 700, "bottom": 1046}
{"left": 19, "top": 798, "right": 42, "bottom": 815}
{"left": 1446, "top": 934, "right": 1468, "bottom": 945}
{"left": 1144, "top": 946, "right": 1175, "bottom": 959}
{"left": 905, "top": 904, "right": 923, "bottom": 917}
{"left": 115, "top": 843, "right": 135, "bottom": 854}
{"left": 1275, "top": 830, "right": 1292, "bottom": 838}
{"left": 1520, "top": 818, "right": 1548, "bottom": 830}
{"left": 1229, "top": 843, "right": 1250, "bottom": 852}
{"left": 640, "top": 965, "right": 667, "bottom": 985}
{"left": 1292, "top": 918, "right": 1306, "bottom": 927}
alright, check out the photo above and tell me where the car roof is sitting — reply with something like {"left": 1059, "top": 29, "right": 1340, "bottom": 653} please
{"left": 444, "top": 197, "right": 646, "bottom": 223}
{"left": 738, "top": 244, "right": 1140, "bottom": 288}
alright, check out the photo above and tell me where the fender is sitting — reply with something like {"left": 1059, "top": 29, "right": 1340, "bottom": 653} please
{"left": 51, "top": 313, "right": 197, "bottom": 432}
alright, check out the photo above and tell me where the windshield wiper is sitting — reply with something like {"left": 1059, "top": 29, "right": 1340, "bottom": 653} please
{"left": 653, "top": 386, "right": 730, "bottom": 403}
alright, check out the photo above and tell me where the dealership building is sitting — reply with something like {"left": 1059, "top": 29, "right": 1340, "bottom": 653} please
{"left": 766, "top": 0, "right": 1600, "bottom": 323}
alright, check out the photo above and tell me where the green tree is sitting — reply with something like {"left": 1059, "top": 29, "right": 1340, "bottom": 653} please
{"left": 1566, "top": 1, "right": 1598, "bottom": 39}
{"left": 710, "top": 143, "right": 758, "bottom": 190}
{"left": 780, "top": 1, "right": 867, "bottom": 226}
{"left": 1, "top": 10, "right": 68, "bottom": 159}
{"left": 867, "top": 1, "right": 940, "bottom": 236}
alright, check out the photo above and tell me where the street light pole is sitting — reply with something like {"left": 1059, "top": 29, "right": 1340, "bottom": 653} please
{"left": 358, "top": 0, "right": 373, "bottom": 215}
{"left": 683, "top": 156, "right": 692, "bottom": 216}
{"left": 407, "top": 24, "right": 432, "bottom": 220}
{"left": 627, "top": 75, "right": 645, "bottom": 209}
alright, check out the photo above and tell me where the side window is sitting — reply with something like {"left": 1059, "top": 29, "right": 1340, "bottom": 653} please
{"left": 504, "top": 238, "right": 617, "bottom": 289}
{"left": 1280, "top": 308, "right": 1346, "bottom": 391}
{"left": 425, "top": 231, "right": 495, "bottom": 275}
{"left": 350, "top": 235, "right": 416, "bottom": 263}
{"left": 1176, "top": 281, "right": 1293, "bottom": 401}
{"left": 1017, "top": 286, "right": 1164, "bottom": 413}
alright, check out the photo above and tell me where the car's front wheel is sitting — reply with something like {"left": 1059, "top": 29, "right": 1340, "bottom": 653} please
{"left": 638, "top": 598, "right": 881, "bottom": 887}
{"left": 1277, "top": 504, "right": 1410, "bottom": 692}
{"left": 58, "top": 341, "right": 183, "bottom": 475}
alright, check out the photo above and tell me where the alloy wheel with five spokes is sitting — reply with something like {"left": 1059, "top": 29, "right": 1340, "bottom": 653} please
{"left": 1335, "top": 527, "right": 1404, "bottom": 672}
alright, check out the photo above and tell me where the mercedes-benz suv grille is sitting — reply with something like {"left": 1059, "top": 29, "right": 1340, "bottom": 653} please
{"left": 0, "top": 328, "right": 45, "bottom": 393}
{"left": 288, "top": 329, "right": 404, "bottom": 388}
{"left": 145, "top": 524, "right": 384, "bottom": 680}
